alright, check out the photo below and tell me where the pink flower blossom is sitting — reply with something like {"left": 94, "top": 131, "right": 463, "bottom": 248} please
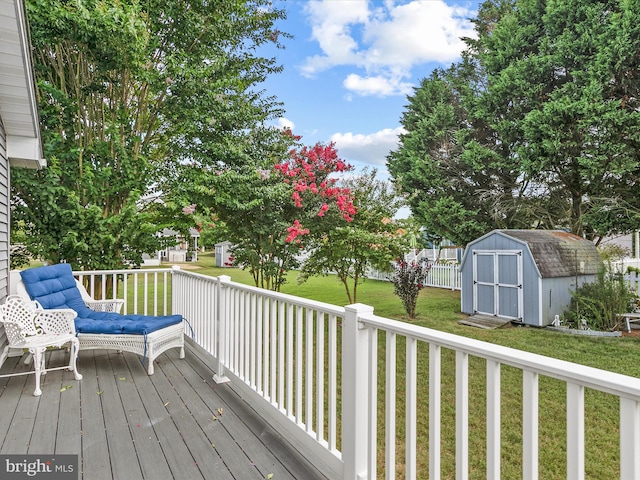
{"left": 182, "top": 204, "right": 196, "bottom": 215}
{"left": 285, "top": 220, "right": 309, "bottom": 243}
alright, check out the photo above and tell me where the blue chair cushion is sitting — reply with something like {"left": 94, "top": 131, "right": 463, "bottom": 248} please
{"left": 20, "top": 264, "right": 183, "bottom": 335}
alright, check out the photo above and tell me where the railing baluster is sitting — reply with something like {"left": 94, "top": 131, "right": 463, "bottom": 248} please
{"left": 429, "top": 343, "right": 441, "bottom": 479}
{"left": 244, "top": 291, "right": 251, "bottom": 382}
{"left": 305, "top": 307, "right": 313, "bottom": 433}
{"left": 456, "top": 351, "right": 469, "bottom": 480}
{"left": 153, "top": 271, "right": 158, "bottom": 316}
{"left": 295, "top": 305, "right": 303, "bottom": 426}
{"left": 238, "top": 290, "right": 245, "bottom": 381}
{"left": 249, "top": 293, "right": 257, "bottom": 389}
{"left": 385, "top": 331, "right": 397, "bottom": 480}
{"left": 368, "top": 326, "right": 378, "bottom": 478}
{"left": 270, "top": 298, "right": 277, "bottom": 406}
{"left": 256, "top": 297, "right": 264, "bottom": 394}
{"left": 406, "top": 336, "right": 417, "bottom": 480}
{"left": 278, "top": 301, "right": 286, "bottom": 412}
{"left": 286, "top": 303, "right": 294, "bottom": 417}
{"left": 523, "top": 370, "right": 539, "bottom": 480}
{"left": 566, "top": 382, "right": 584, "bottom": 480}
{"left": 316, "top": 310, "right": 325, "bottom": 440}
{"left": 487, "top": 359, "right": 501, "bottom": 480}
{"left": 328, "top": 313, "right": 337, "bottom": 452}
{"left": 133, "top": 272, "right": 138, "bottom": 314}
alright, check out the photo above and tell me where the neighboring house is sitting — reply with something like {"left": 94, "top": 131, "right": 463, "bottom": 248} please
{"left": 0, "top": 0, "right": 45, "bottom": 303}
{"left": 144, "top": 228, "right": 200, "bottom": 265}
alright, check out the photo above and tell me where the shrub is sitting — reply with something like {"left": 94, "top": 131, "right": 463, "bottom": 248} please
{"left": 10, "top": 244, "right": 30, "bottom": 270}
{"left": 564, "top": 267, "right": 636, "bottom": 331}
{"left": 391, "top": 259, "right": 433, "bottom": 318}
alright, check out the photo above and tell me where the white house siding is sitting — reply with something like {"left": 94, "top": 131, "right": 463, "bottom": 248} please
{"left": 0, "top": 117, "right": 8, "bottom": 302}
{"left": 0, "top": 117, "right": 7, "bottom": 354}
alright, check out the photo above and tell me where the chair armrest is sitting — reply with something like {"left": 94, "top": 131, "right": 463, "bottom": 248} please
{"left": 34, "top": 308, "right": 77, "bottom": 335}
{"left": 85, "top": 299, "right": 124, "bottom": 313}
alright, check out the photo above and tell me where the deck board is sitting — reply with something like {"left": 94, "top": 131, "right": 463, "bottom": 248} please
{"left": 77, "top": 351, "right": 111, "bottom": 479}
{"left": 0, "top": 346, "right": 327, "bottom": 479}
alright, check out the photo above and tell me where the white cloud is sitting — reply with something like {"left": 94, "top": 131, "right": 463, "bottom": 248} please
{"left": 330, "top": 127, "right": 406, "bottom": 167}
{"left": 277, "top": 117, "right": 295, "bottom": 130}
{"left": 343, "top": 73, "right": 413, "bottom": 97}
{"left": 301, "top": 0, "right": 476, "bottom": 97}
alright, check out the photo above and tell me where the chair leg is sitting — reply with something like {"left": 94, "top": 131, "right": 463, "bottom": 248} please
{"left": 69, "top": 339, "right": 82, "bottom": 380}
{"left": 32, "top": 348, "right": 44, "bottom": 396}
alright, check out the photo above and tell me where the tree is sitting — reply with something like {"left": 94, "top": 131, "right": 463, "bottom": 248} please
{"left": 389, "top": 0, "right": 640, "bottom": 245}
{"left": 299, "top": 168, "right": 410, "bottom": 303}
{"left": 387, "top": 56, "right": 559, "bottom": 246}
{"left": 478, "top": 0, "right": 640, "bottom": 240}
{"left": 184, "top": 135, "right": 356, "bottom": 291}
{"left": 12, "top": 0, "right": 287, "bottom": 269}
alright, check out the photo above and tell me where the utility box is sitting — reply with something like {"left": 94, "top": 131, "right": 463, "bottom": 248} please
{"left": 215, "top": 241, "right": 233, "bottom": 267}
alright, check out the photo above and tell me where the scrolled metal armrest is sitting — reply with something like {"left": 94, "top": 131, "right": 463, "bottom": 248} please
{"left": 34, "top": 308, "right": 77, "bottom": 335}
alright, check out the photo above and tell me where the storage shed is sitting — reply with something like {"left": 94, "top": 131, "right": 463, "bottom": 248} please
{"left": 460, "top": 230, "right": 602, "bottom": 327}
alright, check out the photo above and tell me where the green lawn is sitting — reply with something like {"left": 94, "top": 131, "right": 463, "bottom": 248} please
{"left": 191, "top": 251, "right": 638, "bottom": 479}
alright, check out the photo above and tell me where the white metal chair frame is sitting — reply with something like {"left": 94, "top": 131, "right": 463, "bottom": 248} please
{"left": 0, "top": 296, "right": 82, "bottom": 396}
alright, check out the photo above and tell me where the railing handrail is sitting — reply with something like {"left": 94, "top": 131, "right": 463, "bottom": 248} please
{"left": 172, "top": 268, "right": 346, "bottom": 316}
{"left": 72, "top": 267, "right": 174, "bottom": 276}
{"left": 359, "top": 311, "right": 640, "bottom": 400}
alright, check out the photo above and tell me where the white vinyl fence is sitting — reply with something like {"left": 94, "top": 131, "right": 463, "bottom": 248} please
{"left": 368, "top": 262, "right": 462, "bottom": 291}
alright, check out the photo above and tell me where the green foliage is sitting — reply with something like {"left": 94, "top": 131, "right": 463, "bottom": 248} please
{"left": 564, "top": 268, "right": 636, "bottom": 331}
{"left": 299, "top": 168, "right": 409, "bottom": 303}
{"left": 598, "top": 243, "right": 630, "bottom": 265}
{"left": 14, "top": 0, "right": 286, "bottom": 270}
{"left": 390, "top": 259, "right": 432, "bottom": 318}
{"left": 388, "top": 0, "right": 640, "bottom": 244}
{"left": 185, "top": 136, "right": 358, "bottom": 292}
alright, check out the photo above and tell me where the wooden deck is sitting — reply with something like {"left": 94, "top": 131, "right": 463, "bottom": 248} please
{"left": 0, "top": 347, "right": 327, "bottom": 479}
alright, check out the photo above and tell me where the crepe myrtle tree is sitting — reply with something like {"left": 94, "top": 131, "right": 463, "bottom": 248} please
{"left": 299, "top": 168, "right": 410, "bottom": 304}
{"left": 184, "top": 134, "right": 356, "bottom": 291}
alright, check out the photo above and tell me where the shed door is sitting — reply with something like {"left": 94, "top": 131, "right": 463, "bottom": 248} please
{"left": 472, "top": 250, "right": 523, "bottom": 320}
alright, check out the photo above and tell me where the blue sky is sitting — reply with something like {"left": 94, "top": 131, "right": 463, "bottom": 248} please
{"left": 260, "top": 0, "right": 480, "bottom": 181}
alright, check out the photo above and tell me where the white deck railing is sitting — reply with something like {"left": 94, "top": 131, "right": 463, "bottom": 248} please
{"left": 73, "top": 267, "right": 173, "bottom": 316}
{"left": 76, "top": 267, "right": 640, "bottom": 480}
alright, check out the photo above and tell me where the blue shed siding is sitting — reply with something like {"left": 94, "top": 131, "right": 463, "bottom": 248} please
{"left": 460, "top": 230, "right": 595, "bottom": 327}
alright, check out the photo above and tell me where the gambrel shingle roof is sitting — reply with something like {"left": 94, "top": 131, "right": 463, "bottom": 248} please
{"left": 499, "top": 230, "right": 602, "bottom": 278}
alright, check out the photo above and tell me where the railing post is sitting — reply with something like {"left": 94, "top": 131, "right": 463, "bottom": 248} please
{"left": 343, "top": 303, "right": 374, "bottom": 480}
{"left": 620, "top": 397, "right": 640, "bottom": 479}
{"left": 213, "top": 275, "right": 230, "bottom": 384}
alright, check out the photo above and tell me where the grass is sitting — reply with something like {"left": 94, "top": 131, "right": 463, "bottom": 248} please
{"left": 187, "top": 252, "right": 639, "bottom": 479}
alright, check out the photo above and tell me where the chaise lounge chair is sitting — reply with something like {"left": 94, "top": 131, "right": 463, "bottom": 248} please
{"left": 16, "top": 263, "right": 185, "bottom": 374}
